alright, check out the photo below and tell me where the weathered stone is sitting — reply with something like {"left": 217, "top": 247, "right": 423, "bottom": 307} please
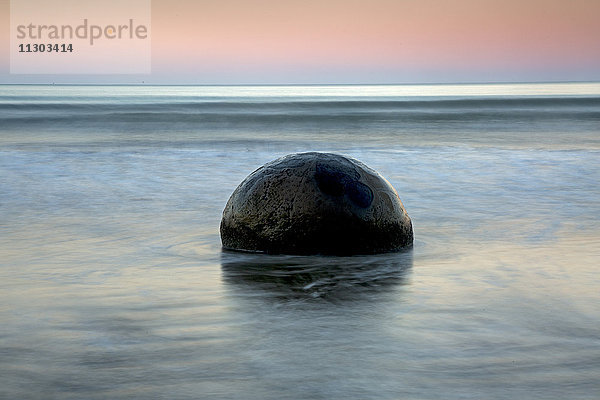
{"left": 220, "top": 152, "right": 413, "bottom": 255}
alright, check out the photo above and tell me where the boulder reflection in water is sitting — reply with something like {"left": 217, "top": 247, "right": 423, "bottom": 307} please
{"left": 221, "top": 250, "right": 413, "bottom": 301}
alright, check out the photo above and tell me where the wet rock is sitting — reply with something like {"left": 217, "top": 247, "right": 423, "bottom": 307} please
{"left": 220, "top": 152, "right": 413, "bottom": 255}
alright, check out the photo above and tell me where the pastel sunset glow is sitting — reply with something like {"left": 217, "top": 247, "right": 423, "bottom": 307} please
{"left": 2, "top": 0, "right": 600, "bottom": 83}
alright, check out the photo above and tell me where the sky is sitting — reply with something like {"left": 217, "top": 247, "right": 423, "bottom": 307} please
{"left": 1, "top": 0, "right": 600, "bottom": 84}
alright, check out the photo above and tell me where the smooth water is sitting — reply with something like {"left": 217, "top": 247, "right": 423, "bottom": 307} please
{"left": 1, "top": 83, "right": 599, "bottom": 399}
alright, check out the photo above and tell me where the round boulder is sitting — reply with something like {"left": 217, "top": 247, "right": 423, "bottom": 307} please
{"left": 220, "top": 152, "right": 413, "bottom": 255}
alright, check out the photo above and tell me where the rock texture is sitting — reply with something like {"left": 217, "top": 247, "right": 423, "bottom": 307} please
{"left": 220, "top": 152, "right": 413, "bottom": 255}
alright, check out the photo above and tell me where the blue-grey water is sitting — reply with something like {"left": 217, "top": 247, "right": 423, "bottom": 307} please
{"left": 1, "top": 83, "right": 599, "bottom": 399}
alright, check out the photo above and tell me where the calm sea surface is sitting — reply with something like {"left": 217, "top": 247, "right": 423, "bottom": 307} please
{"left": 1, "top": 83, "right": 599, "bottom": 399}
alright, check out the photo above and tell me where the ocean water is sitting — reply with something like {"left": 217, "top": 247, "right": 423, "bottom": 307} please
{"left": 1, "top": 83, "right": 599, "bottom": 399}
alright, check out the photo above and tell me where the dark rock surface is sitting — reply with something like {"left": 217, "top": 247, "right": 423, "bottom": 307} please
{"left": 220, "top": 152, "right": 413, "bottom": 255}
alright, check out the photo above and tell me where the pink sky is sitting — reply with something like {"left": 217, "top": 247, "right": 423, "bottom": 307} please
{"left": 1, "top": 0, "right": 600, "bottom": 83}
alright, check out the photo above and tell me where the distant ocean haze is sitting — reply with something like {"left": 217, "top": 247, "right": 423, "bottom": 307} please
{"left": 1, "top": 83, "right": 599, "bottom": 150}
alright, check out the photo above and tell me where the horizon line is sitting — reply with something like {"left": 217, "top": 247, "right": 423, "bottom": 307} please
{"left": 1, "top": 80, "right": 600, "bottom": 87}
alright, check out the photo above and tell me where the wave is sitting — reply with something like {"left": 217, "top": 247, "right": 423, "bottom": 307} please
{"left": 2, "top": 95, "right": 600, "bottom": 111}
{"left": 2, "top": 110, "right": 599, "bottom": 125}
{"left": 2, "top": 96, "right": 599, "bottom": 133}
